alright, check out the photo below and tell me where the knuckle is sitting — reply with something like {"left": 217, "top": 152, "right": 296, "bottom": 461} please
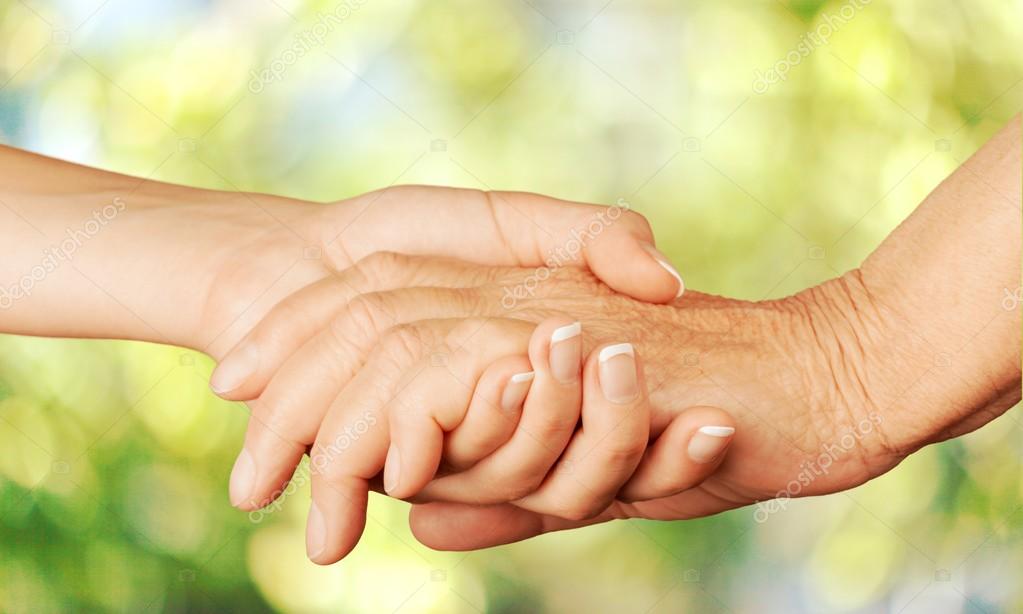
{"left": 331, "top": 293, "right": 389, "bottom": 347}
{"left": 599, "top": 436, "right": 648, "bottom": 470}
{"left": 445, "top": 316, "right": 500, "bottom": 350}
{"left": 355, "top": 251, "right": 409, "bottom": 286}
{"left": 553, "top": 500, "right": 603, "bottom": 522}
{"left": 308, "top": 443, "right": 352, "bottom": 483}
{"left": 251, "top": 395, "right": 288, "bottom": 432}
{"left": 530, "top": 412, "right": 579, "bottom": 442}
{"left": 630, "top": 470, "right": 688, "bottom": 501}
{"left": 314, "top": 461, "right": 351, "bottom": 488}
{"left": 260, "top": 299, "right": 303, "bottom": 339}
{"left": 504, "top": 471, "right": 544, "bottom": 500}
{"left": 619, "top": 208, "right": 653, "bottom": 237}
{"left": 379, "top": 324, "right": 426, "bottom": 365}
{"left": 306, "top": 444, "right": 343, "bottom": 483}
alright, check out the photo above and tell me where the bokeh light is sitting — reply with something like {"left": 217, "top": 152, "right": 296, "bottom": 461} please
{"left": 0, "top": 0, "right": 1020, "bottom": 611}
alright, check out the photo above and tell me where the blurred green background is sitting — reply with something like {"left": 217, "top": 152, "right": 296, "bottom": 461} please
{"left": 1, "top": 0, "right": 1021, "bottom": 612}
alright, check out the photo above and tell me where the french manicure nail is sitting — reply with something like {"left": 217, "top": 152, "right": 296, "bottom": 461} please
{"left": 306, "top": 502, "right": 327, "bottom": 560}
{"left": 688, "top": 425, "right": 735, "bottom": 463}
{"left": 210, "top": 342, "right": 259, "bottom": 394}
{"left": 383, "top": 445, "right": 401, "bottom": 494}
{"left": 598, "top": 343, "right": 638, "bottom": 404}
{"left": 502, "top": 371, "right": 534, "bottom": 412}
{"left": 229, "top": 448, "right": 256, "bottom": 508}
{"left": 549, "top": 322, "right": 582, "bottom": 383}
{"left": 641, "top": 243, "right": 685, "bottom": 298}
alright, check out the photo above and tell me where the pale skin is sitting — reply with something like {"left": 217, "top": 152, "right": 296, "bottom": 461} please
{"left": 1, "top": 116, "right": 1020, "bottom": 561}
{"left": 0, "top": 146, "right": 685, "bottom": 350}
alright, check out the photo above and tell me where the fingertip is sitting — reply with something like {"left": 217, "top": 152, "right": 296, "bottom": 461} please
{"left": 529, "top": 318, "right": 583, "bottom": 385}
{"left": 306, "top": 501, "right": 328, "bottom": 563}
{"left": 476, "top": 355, "right": 534, "bottom": 413}
{"left": 307, "top": 480, "right": 369, "bottom": 564}
{"left": 387, "top": 417, "right": 444, "bottom": 500}
{"left": 444, "top": 355, "right": 533, "bottom": 470}
{"left": 688, "top": 423, "right": 736, "bottom": 464}
{"left": 231, "top": 421, "right": 307, "bottom": 511}
{"left": 639, "top": 243, "right": 685, "bottom": 299}
{"left": 527, "top": 318, "right": 580, "bottom": 363}
{"left": 584, "top": 233, "right": 684, "bottom": 304}
{"left": 503, "top": 370, "right": 535, "bottom": 412}
{"left": 228, "top": 448, "right": 256, "bottom": 509}
{"left": 383, "top": 444, "right": 402, "bottom": 494}
{"left": 210, "top": 341, "right": 261, "bottom": 400}
{"left": 617, "top": 405, "right": 735, "bottom": 502}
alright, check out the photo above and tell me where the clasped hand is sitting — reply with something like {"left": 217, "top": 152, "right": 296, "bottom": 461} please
{"left": 210, "top": 251, "right": 901, "bottom": 564}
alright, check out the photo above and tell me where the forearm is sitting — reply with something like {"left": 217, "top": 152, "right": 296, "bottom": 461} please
{"left": 855, "top": 117, "right": 1021, "bottom": 447}
{"left": 0, "top": 145, "right": 309, "bottom": 349}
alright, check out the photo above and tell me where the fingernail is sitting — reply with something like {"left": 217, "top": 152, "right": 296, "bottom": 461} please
{"left": 211, "top": 342, "right": 259, "bottom": 394}
{"left": 229, "top": 448, "right": 256, "bottom": 508}
{"left": 306, "top": 502, "right": 327, "bottom": 560}
{"left": 383, "top": 445, "right": 401, "bottom": 494}
{"left": 549, "top": 322, "right": 582, "bottom": 383}
{"left": 641, "top": 243, "right": 684, "bottom": 298}
{"left": 502, "top": 371, "right": 534, "bottom": 412}
{"left": 688, "top": 425, "right": 735, "bottom": 463}
{"left": 598, "top": 343, "right": 638, "bottom": 404}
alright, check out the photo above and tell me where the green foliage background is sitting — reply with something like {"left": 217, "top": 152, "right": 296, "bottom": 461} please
{"left": 1, "top": 0, "right": 1021, "bottom": 611}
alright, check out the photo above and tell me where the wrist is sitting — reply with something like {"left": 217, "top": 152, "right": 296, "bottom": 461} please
{"left": 185, "top": 191, "right": 339, "bottom": 358}
{"left": 1, "top": 167, "right": 325, "bottom": 353}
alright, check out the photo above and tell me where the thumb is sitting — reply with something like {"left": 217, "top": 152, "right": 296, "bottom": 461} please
{"left": 335, "top": 187, "right": 684, "bottom": 304}
{"left": 488, "top": 191, "right": 685, "bottom": 303}
{"left": 580, "top": 203, "right": 684, "bottom": 303}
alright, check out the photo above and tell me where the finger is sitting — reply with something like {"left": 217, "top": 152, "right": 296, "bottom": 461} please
{"left": 225, "top": 287, "right": 480, "bottom": 511}
{"left": 383, "top": 322, "right": 535, "bottom": 499}
{"left": 228, "top": 403, "right": 307, "bottom": 509}
{"left": 514, "top": 342, "right": 650, "bottom": 520}
{"left": 416, "top": 317, "right": 584, "bottom": 505}
{"left": 409, "top": 481, "right": 748, "bottom": 552}
{"left": 442, "top": 355, "right": 534, "bottom": 471}
{"left": 305, "top": 323, "right": 438, "bottom": 564}
{"left": 409, "top": 501, "right": 612, "bottom": 552}
{"left": 618, "top": 406, "right": 735, "bottom": 502}
{"left": 308, "top": 318, "right": 531, "bottom": 563}
{"left": 409, "top": 480, "right": 749, "bottom": 551}
{"left": 341, "top": 188, "right": 684, "bottom": 303}
{"left": 211, "top": 252, "right": 497, "bottom": 400}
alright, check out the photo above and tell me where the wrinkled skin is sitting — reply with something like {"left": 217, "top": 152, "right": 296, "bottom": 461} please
{"left": 303, "top": 258, "right": 987, "bottom": 549}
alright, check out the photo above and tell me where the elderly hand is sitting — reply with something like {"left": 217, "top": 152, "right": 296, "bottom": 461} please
{"left": 213, "top": 253, "right": 913, "bottom": 556}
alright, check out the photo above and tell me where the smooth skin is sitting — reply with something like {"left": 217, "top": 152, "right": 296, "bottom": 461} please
{"left": 0, "top": 146, "right": 684, "bottom": 355}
